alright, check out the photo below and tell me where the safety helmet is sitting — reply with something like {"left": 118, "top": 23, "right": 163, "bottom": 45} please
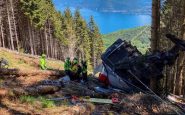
{"left": 42, "top": 54, "right": 46, "bottom": 58}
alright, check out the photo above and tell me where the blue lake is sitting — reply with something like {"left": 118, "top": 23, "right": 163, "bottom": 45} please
{"left": 55, "top": 7, "right": 151, "bottom": 34}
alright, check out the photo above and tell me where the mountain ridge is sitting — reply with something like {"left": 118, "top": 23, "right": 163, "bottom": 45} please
{"left": 53, "top": 0, "right": 152, "bottom": 15}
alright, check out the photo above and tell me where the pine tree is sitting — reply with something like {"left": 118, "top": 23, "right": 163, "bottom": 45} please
{"left": 157, "top": 0, "right": 185, "bottom": 95}
{"left": 88, "top": 16, "right": 103, "bottom": 69}
{"left": 73, "top": 10, "right": 92, "bottom": 68}
{"left": 63, "top": 8, "right": 77, "bottom": 58}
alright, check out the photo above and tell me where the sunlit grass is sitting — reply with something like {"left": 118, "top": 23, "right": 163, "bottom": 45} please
{"left": 39, "top": 96, "right": 55, "bottom": 108}
{"left": 0, "top": 48, "right": 64, "bottom": 71}
{"left": 20, "top": 95, "right": 56, "bottom": 108}
{"left": 20, "top": 95, "right": 36, "bottom": 104}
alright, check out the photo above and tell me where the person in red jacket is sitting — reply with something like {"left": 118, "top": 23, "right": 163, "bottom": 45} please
{"left": 98, "top": 67, "right": 110, "bottom": 87}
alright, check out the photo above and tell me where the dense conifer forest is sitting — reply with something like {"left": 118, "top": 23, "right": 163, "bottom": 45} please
{"left": 151, "top": 0, "right": 185, "bottom": 96}
{"left": 0, "top": 0, "right": 103, "bottom": 69}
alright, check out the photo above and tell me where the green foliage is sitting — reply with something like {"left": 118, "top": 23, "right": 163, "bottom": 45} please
{"left": 39, "top": 97, "right": 55, "bottom": 108}
{"left": 20, "top": 95, "right": 36, "bottom": 104}
{"left": 102, "top": 26, "right": 151, "bottom": 54}
{"left": 20, "top": 96, "right": 55, "bottom": 108}
{"left": 20, "top": 0, "right": 103, "bottom": 69}
{"left": 20, "top": 0, "right": 65, "bottom": 43}
{"left": 88, "top": 16, "right": 103, "bottom": 68}
{"left": 73, "top": 10, "right": 92, "bottom": 69}
{"left": 18, "top": 59, "right": 26, "bottom": 64}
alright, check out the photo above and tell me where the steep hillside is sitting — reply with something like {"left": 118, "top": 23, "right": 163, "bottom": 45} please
{"left": 0, "top": 48, "right": 64, "bottom": 71}
{"left": 102, "top": 26, "right": 151, "bottom": 53}
{"left": 0, "top": 0, "right": 103, "bottom": 70}
{"left": 0, "top": 48, "right": 181, "bottom": 115}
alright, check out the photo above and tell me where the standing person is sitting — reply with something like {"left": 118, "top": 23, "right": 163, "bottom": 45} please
{"left": 64, "top": 57, "right": 71, "bottom": 77}
{"left": 39, "top": 54, "right": 47, "bottom": 70}
{"left": 81, "top": 61, "right": 88, "bottom": 82}
{"left": 71, "top": 57, "right": 81, "bottom": 81}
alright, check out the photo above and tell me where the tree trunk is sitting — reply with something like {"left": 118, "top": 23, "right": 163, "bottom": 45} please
{"left": 10, "top": 0, "right": 18, "bottom": 51}
{"left": 150, "top": 0, "right": 160, "bottom": 92}
{"left": 151, "top": 0, "right": 160, "bottom": 50}
{"left": 48, "top": 22, "right": 53, "bottom": 58}
{"left": 6, "top": 0, "right": 14, "bottom": 50}
{"left": 0, "top": 18, "right": 5, "bottom": 47}
{"left": 44, "top": 25, "right": 48, "bottom": 56}
{"left": 28, "top": 21, "right": 34, "bottom": 55}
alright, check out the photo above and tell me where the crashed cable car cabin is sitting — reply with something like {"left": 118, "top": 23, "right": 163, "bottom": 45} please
{"left": 101, "top": 34, "right": 185, "bottom": 92}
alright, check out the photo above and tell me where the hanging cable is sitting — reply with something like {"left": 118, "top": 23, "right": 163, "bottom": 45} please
{"left": 128, "top": 70, "right": 182, "bottom": 115}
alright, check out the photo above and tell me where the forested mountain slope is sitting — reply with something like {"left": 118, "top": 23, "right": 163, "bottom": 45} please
{"left": 54, "top": 0, "right": 152, "bottom": 15}
{"left": 0, "top": 0, "right": 103, "bottom": 69}
{"left": 102, "top": 26, "right": 151, "bottom": 53}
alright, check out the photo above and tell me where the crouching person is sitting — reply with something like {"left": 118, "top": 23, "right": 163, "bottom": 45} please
{"left": 71, "top": 58, "right": 81, "bottom": 81}
{"left": 81, "top": 61, "right": 88, "bottom": 82}
{"left": 64, "top": 57, "right": 71, "bottom": 77}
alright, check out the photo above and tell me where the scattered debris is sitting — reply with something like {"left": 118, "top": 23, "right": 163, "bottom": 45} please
{"left": 167, "top": 94, "right": 185, "bottom": 112}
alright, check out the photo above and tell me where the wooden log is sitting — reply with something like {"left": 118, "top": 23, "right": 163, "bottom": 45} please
{"left": 0, "top": 68, "right": 19, "bottom": 75}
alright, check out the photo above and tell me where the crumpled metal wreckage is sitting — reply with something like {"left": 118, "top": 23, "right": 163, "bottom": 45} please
{"left": 101, "top": 34, "right": 185, "bottom": 92}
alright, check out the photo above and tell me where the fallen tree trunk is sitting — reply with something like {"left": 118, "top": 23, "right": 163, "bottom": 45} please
{"left": 0, "top": 68, "right": 19, "bottom": 76}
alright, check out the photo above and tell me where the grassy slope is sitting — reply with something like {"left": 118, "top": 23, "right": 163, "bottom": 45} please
{"left": 102, "top": 26, "right": 151, "bottom": 54}
{"left": 0, "top": 48, "right": 64, "bottom": 71}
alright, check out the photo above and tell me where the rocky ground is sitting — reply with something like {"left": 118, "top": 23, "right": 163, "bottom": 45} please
{"left": 0, "top": 48, "right": 183, "bottom": 115}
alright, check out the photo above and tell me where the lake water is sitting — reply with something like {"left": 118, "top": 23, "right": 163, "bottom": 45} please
{"left": 56, "top": 7, "right": 151, "bottom": 34}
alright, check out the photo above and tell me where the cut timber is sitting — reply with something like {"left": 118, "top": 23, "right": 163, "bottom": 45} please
{"left": 26, "top": 85, "right": 60, "bottom": 95}
{"left": 61, "top": 81, "right": 102, "bottom": 97}
{"left": 0, "top": 68, "right": 19, "bottom": 75}
{"left": 37, "top": 85, "right": 60, "bottom": 94}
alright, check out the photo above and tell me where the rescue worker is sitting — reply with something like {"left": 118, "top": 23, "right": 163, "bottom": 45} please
{"left": 71, "top": 57, "right": 81, "bottom": 81}
{"left": 81, "top": 61, "right": 87, "bottom": 82}
{"left": 64, "top": 57, "right": 71, "bottom": 77}
{"left": 39, "top": 54, "right": 47, "bottom": 70}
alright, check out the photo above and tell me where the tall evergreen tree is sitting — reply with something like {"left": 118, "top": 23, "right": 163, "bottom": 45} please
{"left": 73, "top": 9, "right": 91, "bottom": 68}
{"left": 88, "top": 16, "right": 103, "bottom": 69}
{"left": 63, "top": 8, "right": 77, "bottom": 58}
